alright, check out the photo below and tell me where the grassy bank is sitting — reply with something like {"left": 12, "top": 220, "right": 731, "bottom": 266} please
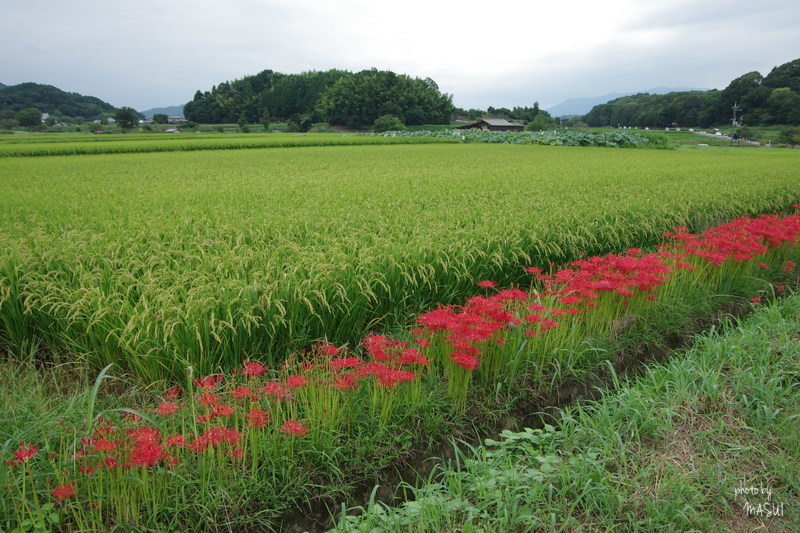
{"left": 335, "top": 293, "right": 800, "bottom": 532}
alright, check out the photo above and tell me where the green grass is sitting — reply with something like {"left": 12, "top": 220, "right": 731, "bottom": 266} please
{"left": 1, "top": 143, "right": 799, "bottom": 382}
{"left": 335, "top": 292, "right": 800, "bottom": 532}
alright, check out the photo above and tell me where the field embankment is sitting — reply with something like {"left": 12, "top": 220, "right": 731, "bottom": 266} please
{"left": 334, "top": 292, "right": 800, "bottom": 532}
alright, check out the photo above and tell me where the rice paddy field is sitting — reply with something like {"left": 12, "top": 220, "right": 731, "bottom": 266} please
{"left": 0, "top": 132, "right": 457, "bottom": 157}
{"left": 1, "top": 138, "right": 799, "bottom": 382}
{"left": 2, "top": 135, "right": 800, "bottom": 531}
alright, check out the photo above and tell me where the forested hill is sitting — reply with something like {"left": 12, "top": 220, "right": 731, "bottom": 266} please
{"left": 184, "top": 68, "right": 455, "bottom": 128}
{"left": 583, "top": 58, "right": 800, "bottom": 128}
{"left": 0, "top": 82, "right": 116, "bottom": 119}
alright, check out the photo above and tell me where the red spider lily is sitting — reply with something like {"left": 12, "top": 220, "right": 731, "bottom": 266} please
{"left": 52, "top": 483, "right": 75, "bottom": 503}
{"left": 450, "top": 352, "right": 479, "bottom": 370}
{"left": 415, "top": 337, "right": 430, "bottom": 348}
{"left": 285, "top": 375, "right": 307, "bottom": 389}
{"left": 363, "top": 334, "right": 392, "bottom": 361}
{"left": 92, "top": 439, "right": 118, "bottom": 453}
{"left": 189, "top": 426, "right": 243, "bottom": 453}
{"left": 397, "top": 348, "right": 431, "bottom": 366}
{"left": 246, "top": 408, "right": 270, "bottom": 428}
{"left": 12, "top": 442, "right": 38, "bottom": 464}
{"left": 329, "top": 356, "right": 363, "bottom": 369}
{"left": 227, "top": 445, "right": 244, "bottom": 459}
{"left": 313, "top": 341, "right": 340, "bottom": 357}
{"left": 197, "top": 392, "right": 219, "bottom": 407}
{"left": 155, "top": 401, "right": 179, "bottom": 416}
{"left": 166, "top": 434, "right": 186, "bottom": 448}
{"left": 477, "top": 280, "right": 496, "bottom": 289}
{"left": 193, "top": 374, "right": 223, "bottom": 390}
{"left": 212, "top": 404, "right": 235, "bottom": 417}
{"left": 127, "top": 426, "right": 160, "bottom": 444}
{"left": 784, "top": 260, "right": 796, "bottom": 272}
{"left": 232, "top": 385, "right": 253, "bottom": 400}
{"left": 127, "top": 440, "right": 167, "bottom": 468}
{"left": 375, "top": 369, "right": 416, "bottom": 388}
{"left": 494, "top": 288, "right": 527, "bottom": 302}
{"left": 165, "top": 386, "right": 182, "bottom": 399}
{"left": 242, "top": 360, "right": 267, "bottom": 379}
{"left": 262, "top": 381, "right": 290, "bottom": 399}
{"left": 280, "top": 420, "right": 308, "bottom": 437}
{"left": 332, "top": 372, "right": 361, "bottom": 391}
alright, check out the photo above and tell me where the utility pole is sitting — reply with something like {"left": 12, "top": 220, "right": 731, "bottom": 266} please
{"left": 731, "top": 101, "right": 742, "bottom": 145}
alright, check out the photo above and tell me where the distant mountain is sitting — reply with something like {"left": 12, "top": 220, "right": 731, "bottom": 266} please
{"left": 0, "top": 82, "right": 6, "bottom": 89}
{"left": 140, "top": 105, "right": 184, "bottom": 119}
{"left": 547, "top": 87, "right": 706, "bottom": 117}
{"left": 0, "top": 82, "right": 116, "bottom": 119}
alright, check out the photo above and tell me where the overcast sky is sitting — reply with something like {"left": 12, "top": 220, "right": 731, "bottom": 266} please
{"left": 2, "top": 0, "right": 799, "bottom": 111}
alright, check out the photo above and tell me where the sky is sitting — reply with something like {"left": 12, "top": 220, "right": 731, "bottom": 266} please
{"left": 2, "top": 0, "right": 799, "bottom": 112}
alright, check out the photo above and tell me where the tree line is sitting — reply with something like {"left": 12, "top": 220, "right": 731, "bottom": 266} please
{"left": 583, "top": 58, "right": 800, "bottom": 128}
{"left": 183, "top": 68, "right": 456, "bottom": 128}
{"left": 0, "top": 82, "right": 116, "bottom": 121}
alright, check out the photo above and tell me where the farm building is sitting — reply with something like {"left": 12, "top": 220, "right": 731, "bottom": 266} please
{"left": 458, "top": 118, "right": 525, "bottom": 131}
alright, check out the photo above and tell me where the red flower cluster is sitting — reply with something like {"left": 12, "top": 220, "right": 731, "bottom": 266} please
{"left": 417, "top": 289, "right": 525, "bottom": 370}
{"left": 533, "top": 248, "right": 674, "bottom": 310}
{"left": 5, "top": 442, "right": 38, "bottom": 467}
{"left": 52, "top": 483, "right": 75, "bottom": 503}
{"left": 416, "top": 209, "right": 800, "bottom": 374}
{"left": 661, "top": 213, "right": 800, "bottom": 266}
{"left": 279, "top": 420, "right": 308, "bottom": 437}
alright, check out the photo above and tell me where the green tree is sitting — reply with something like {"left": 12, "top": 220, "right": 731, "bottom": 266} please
{"left": 114, "top": 107, "right": 140, "bottom": 132}
{"left": 776, "top": 126, "right": 800, "bottom": 145}
{"left": 525, "top": 114, "right": 555, "bottom": 131}
{"left": 238, "top": 113, "right": 250, "bottom": 133}
{"left": 261, "top": 108, "right": 271, "bottom": 131}
{"left": 767, "top": 87, "right": 800, "bottom": 124}
{"left": 315, "top": 69, "right": 454, "bottom": 128}
{"left": 16, "top": 107, "right": 42, "bottom": 129}
{"left": 373, "top": 114, "right": 406, "bottom": 132}
{"left": 152, "top": 113, "right": 169, "bottom": 124}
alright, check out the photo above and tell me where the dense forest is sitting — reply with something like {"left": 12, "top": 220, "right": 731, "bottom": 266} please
{"left": 184, "top": 68, "right": 456, "bottom": 128}
{"left": 0, "top": 82, "right": 116, "bottom": 120}
{"left": 583, "top": 58, "right": 800, "bottom": 128}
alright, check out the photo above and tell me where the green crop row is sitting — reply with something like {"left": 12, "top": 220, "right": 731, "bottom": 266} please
{"left": 1, "top": 143, "right": 799, "bottom": 383}
{"left": 0, "top": 133, "right": 455, "bottom": 157}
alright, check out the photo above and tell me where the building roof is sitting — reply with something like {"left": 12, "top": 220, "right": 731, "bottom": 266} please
{"left": 480, "top": 118, "right": 524, "bottom": 127}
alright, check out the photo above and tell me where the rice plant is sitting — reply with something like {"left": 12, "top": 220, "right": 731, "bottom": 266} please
{"left": 0, "top": 143, "right": 798, "bottom": 382}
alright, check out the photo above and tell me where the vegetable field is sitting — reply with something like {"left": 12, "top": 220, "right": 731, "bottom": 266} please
{"left": 1, "top": 143, "right": 799, "bottom": 382}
